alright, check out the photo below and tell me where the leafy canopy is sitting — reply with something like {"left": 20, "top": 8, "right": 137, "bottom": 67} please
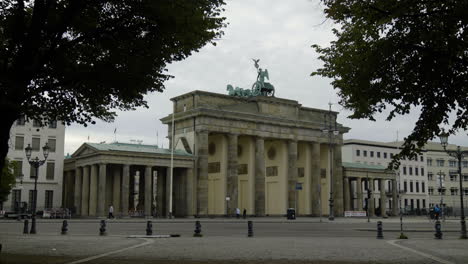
{"left": 313, "top": 0, "right": 468, "bottom": 165}
{"left": 0, "top": 159, "right": 17, "bottom": 202}
{"left": 0, "top": 0, "right": 226, "bottom": 125}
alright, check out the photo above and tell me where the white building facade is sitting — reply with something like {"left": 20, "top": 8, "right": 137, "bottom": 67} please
{"left": 342, "top": 139, "right": 429, "bottom": 213}
{"left": 2, "top": 117, "right": 65, "bottom": 212}
{"left": 425, "top": 142, "right": 468, "bottom": 214}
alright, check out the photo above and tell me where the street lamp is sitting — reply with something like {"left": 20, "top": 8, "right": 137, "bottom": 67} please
{"left": 25, "top": 143, "right": 49, "bottom": 234}
{"left": 439, "top": 132, "right": 467, "bottom": 239}
{"left": 322, "top": 102, "right": 339, "bottom": 221}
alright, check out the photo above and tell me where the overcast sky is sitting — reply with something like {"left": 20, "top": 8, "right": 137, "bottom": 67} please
{"left": 65, "top": 0, "right": 467, "bottom": 155}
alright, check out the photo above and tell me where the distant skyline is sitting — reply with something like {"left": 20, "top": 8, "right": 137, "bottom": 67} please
{"left": 65, "top": 0, "right": 467, "bottom": 155}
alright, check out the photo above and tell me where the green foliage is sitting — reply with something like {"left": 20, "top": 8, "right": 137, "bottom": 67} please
{"left": 0, "top": 0, "right": 226, "bottom": 173}
{"left": 0, "top": 159, "right": 17, "bottom": 202}
{"left": 313, "top": 0, "right": 468, "bottom": 166}
{"left": 0, "top": 0, "right": 226, "bottom": 126}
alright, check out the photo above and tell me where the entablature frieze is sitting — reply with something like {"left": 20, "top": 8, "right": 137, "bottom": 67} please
{"left": 343, "top": 168, "right": 396, "bottom": 181}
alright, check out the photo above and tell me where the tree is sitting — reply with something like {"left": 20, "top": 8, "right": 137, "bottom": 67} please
{"left": 312, "top": 0, "right": 468, "bottom": 165}
{"left": 0, "top": 159, "right": 17, "bottom": 204}
{"left": 0, "top": 0, "right": 227, "bottom": 173}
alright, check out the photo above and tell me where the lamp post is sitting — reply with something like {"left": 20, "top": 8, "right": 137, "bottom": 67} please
{"left": 322, "top": 103, "right": 339, "bottom": 221}
{"left": 436, "top": 170, "right": 445, "bottom": 221}
{"left": 439, "top": 133, "right": 467, "bottom": 239}
{"left": 25, "top": 143, "right": 49, "bottom": 234}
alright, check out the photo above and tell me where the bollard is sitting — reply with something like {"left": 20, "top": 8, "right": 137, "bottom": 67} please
{"left": 376, "top": 221, "right": 384, "bottom": 239}
{"left": 99, "top": 220, "right": 107, "bottom": 236}
{"left": 247, "top": 221, "right": 253, "bottom": 237}
{"left": 434, "top": 220, "right": 443, "bottom": 239}
{"left": 23, "top": 219, "right": 29, "bottom": 234}
{"left": 146, "top": 221, "right": 153, "bottom": 236}
{"left": 61, "top": 220, "right": 68, "bottom": 235}
{"left": 193, "top": 221, "right": 202, "bottom": 237}
{"left": 30, "top": 216, "right": 37, "bottom": 234}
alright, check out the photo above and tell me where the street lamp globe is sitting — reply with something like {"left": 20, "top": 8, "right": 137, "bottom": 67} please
{"left": 42, "top": 143, "right": 50, "bottom": 160}
{"left": 25, "top": 144, "right": 32, "bottom": 160}
{"left": 439, "top": 132, "right": 449, "bottom": 148}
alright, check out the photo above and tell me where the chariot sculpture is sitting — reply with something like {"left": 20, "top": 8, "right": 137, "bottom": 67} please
{"left": 226, "top": 59, "right": 275, "bottom": 98}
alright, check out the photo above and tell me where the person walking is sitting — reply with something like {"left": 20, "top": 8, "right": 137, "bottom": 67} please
{"left": 235, "top": 208, "right": 240, "bottom": 219}
{"left": 243, "top": 208, "right": 247, "bottom": 219}
{"left": 108, "top": 205, "right": 114, "bottom": 219}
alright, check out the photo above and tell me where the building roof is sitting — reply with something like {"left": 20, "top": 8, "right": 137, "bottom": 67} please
{"left": 344, "top": 138, "right": 467, "bottom": 152}
{"left": 84, "top": 142, "right": 192, "bottom": 156}
{"left": 342, "top": 162, "right": 389, "bottom": 170}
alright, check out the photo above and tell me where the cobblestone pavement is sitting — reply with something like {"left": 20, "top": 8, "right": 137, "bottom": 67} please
{"left": 0, "top": 217, "right": 467, "bottom": 264}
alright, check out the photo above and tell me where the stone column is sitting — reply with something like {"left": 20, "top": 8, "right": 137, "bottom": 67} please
{"left": 344, "top": 177, "right": 351, "bottom": 211}
{"left": 112, "top": 166, "right": 121, "bottom": 215}
{"left": 186, "top": 168, "right": 194, "bottom": 216}
{"left": 156, "top": 168, "right": 166, "bottom": 216}
{"left": 81, "top": 166, "right": 90, "bottom": 216}
{"left": 121, "top": 164, "right": 130, "bottom": 216}
{"left": 310, "top": 142, "right": 321, "bottom": 216}
{"left": 392, "top": 179, "right": 398, "bottom": 216}
{"left": 333, "top": 145, "right": 344, "bottom": 216}
{"left": 74, "top": 167, "right": 82, "bottom": 216}
{"left": 97, "top": 163, "right": 107, "bottom": 217}
{"left": 145, "top": 166, "right": 152, "bottom": 217}
{"left": 368, "top": 179, "right": 375, "bottom": 216}
{"left": 227, "top": 134, "right": 239, "bottom": 215}
{"left": 380, "top": 179, "right": 387, "bottom": 217}
{"left": 287, "top": 140, "right": 298, "bottom": 209}
{"left": 356, "top": 177, "right": 363, "bottom": 211}
{"left": 89, "top": 164, "right": 98, "bottom": 216}
{"left": 196, "top": 130, "right": 209, "bottom": 215}
{"left": 165, "top": 167, "right": 171, "bottom": 217}
{"left": 254, "top": 137, "right": 265, "bottom": 216}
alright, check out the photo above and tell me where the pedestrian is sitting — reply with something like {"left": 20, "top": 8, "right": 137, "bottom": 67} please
{"left": 434, "top": 204, "right": 441, "bottom": 220}
{"left": 236, "top": 207, "right": 240, "bottom": 219}
{"left": 108, "top": 205, "right": 114, "bottom": 219}
{"left": 243, "top": 208, "right": 247, "bottom": 219}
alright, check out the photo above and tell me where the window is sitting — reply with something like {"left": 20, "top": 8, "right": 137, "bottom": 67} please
{"left": 356, "top": 150, "right": 360, "bottom": 156}
{"left": 363, "top": 150, "right": 367, "bottom": 157}
{"left": 416, "top": 182, "right": 419, "bottom": 193}
{"left": 45, "top": 190, "right": 53, "bottom": 209}
{"left": 404, "top": 181, "right": 408, "bottom": 192}
{"left": 47, "top": 138, "right": 56, "bottom": 152}
{"left": 463, "top": 161, "right": 468, "bottom": 168}
{"left": 48, "top": 120, "right": 57, "bottom": 129}
{"left": 438, "top": 188, "right": 446, "bottom": 195}
{"left": 465, "top": 189, "right": 468, "bottom": 196}
{"left": 421, "top": 168, "right": 425, "bottom": 176}
{"left": 33, "top": 120, "right": 41, "bottom": 127}
{"left": 46, "top": 162, "right": 55, "bottom": 180}
{"left": 409, "top": 167, "right": 413, "bottom": 175}
{"left": 449, "top": 160, "right": 456, "bottom": 167}
{"left": 416, "top": 199, "right": 420, "bottom": 209}
{"left": 437, "top": 159, "right": 445, "bottom": 167}
{"left": 410, "top": 181, "right": 414, "bottom": 192}
{"left": 450, "top": 188, "right": 458, "bottom": 196}
{"left": 13, "top": 160, "right": 22, "bottom": 178}
{"left": 420, "top": 156, "right": 424, "bottom": 162}
{"left": 403, "top": 166, "right": 407, "bottom": 175}
{"left": 422, "top": 182, "right": 425, "bottom": 193}
{"left": 32, "top": 137, "right": 40, "bottom": 151}
{"left": 422, "top": 199, "right": 426, "bottom": 208}
{"left": 16, "top": 116, "right": 26, "bottom": 126}
{"left": 427, "top": 158, "right": 432, "bottom": 166}
{"left": 464, "top": 175, "right": 468, "bottom": 181}
{"left": 428, "top": 187, "right": 434, "bottom": 195}
{"left": 370, "top": 151, "right": 374, "bottom": 157}
{"left": 450, "top": 174, "right": 457, "bottom": 181}
{"left": 390, "top": 153, "right": 394, "bottom": 158}
{"left": 404, "top": 199, "right": 408, "bottom": 207}
{"left": 29, "top": 165, "right": 36, "bottom": 179}
{"left": 384, "top": 152, "right": 387, "bottom": 159}
{"left": 11, "top": 190, "right": 21, "bottom": 210}
{"left": 428, "top": 172, "right": 433, "bottom": 180}
{"left": 15, "top": 136, "right": 24, "bottom": 150}
{"left": 28, "top": 190, "right": 36, "bottom": 211}
{"left": 415, "top": 167, "right": 419, "bottom": 176}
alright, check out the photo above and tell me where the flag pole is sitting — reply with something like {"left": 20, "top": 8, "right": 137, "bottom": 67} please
{"left": 169, "top": 104, "right": 175, "bottom": 218}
